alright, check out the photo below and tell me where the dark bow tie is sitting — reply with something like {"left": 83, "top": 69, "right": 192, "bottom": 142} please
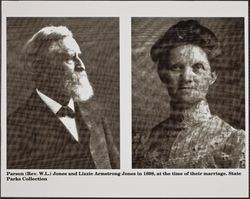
{"left": 56, "top": 106, "right": 75, "bottom": 118}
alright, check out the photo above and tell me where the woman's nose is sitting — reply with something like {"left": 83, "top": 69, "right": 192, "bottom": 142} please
{"left": 180, "top": 66, "right": 193, "bottom": 83}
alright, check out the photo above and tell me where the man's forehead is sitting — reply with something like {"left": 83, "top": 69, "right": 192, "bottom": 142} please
{"left": 49, "top": 37, "right": 81, "bottom": 54}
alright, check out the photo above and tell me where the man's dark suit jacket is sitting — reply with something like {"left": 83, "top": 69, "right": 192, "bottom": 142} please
{"left": 7, "top": 91, "right": 119, "bottom": 169}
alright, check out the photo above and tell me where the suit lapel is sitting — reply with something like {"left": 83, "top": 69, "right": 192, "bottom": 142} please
{"left": 28, "top": 91, "right": 112, "bottom": 168}
{"left": 76, "top": 103, "right": 112, "bottom": 169}
{"left": 29, "top": 91, "right": 79, "bottom": 146}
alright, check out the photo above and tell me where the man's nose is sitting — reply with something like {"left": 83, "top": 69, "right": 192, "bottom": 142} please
{"left": 74, "top": 56, "right": 85, "bottom": 72}
{"left": 180, "top": 66, "right": 193, "bottom": 83}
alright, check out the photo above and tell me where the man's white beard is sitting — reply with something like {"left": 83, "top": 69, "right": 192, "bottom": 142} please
{"left": 65, "top": 72, "right": 94, "bottom": 102}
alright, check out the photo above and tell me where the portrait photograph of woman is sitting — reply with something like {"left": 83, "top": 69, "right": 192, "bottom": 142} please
{"left": 132, "top": 18, "right": 245, "bottom": 169}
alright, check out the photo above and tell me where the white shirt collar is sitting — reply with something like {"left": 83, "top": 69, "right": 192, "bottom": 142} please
{"left": 36, "top": 88, "right": 75, "bottom": 114}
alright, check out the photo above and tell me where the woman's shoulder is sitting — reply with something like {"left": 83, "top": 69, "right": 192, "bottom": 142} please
{"left": 211, "top": 115, "right": 245, "bottom": 137}
{"left": 209, "top": 115, "right": 245, "bottom": 168}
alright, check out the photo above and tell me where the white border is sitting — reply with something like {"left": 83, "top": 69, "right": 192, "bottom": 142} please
{"left": 1, "top": 1, "right": 249, "bottom": 197}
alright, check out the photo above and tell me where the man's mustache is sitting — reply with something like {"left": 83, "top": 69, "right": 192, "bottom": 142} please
{"left": 68, "top": 72, "right": 89, "bottom": 85}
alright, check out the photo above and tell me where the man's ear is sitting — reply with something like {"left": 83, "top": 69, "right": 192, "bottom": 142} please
{"left": 209, "top": 70, "right": 217, "bottom": 85}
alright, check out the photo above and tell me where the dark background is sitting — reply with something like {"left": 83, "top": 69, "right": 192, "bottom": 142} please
{"left": 7, "top": 17, "right": 120, "bottom": 148}
{"left": 132, "top": 18, "right": 245, "bottom": 142}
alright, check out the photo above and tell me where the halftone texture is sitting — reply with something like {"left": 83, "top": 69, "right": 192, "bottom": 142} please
{"left": 133, "top": 101, "right": 245, "bottom": 168}
{"left": 7, "top": 92, "right": 119, "bottom": 169}
{"left": 132, "top": 18, "right": 245, "bottom": 168}
{"left": 132, "top": 17, "right": 245, "bottom": 135}
{"left": 7, "top": 17, "right": 120, "bottom": 148}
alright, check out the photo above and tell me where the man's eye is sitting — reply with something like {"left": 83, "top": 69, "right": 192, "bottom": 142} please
{"left": 65, "top": 55, "right": 75, "bottom": 63}
{"left": 65, "top": 59, "right": 74, "bottom": 64}
{"left": 193, "top": 63, "right": 204, "bottom": 71}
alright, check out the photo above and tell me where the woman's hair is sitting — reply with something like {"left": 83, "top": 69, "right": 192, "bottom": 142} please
{"left": 150, "top": 20, "right": 222, "bottom": 72}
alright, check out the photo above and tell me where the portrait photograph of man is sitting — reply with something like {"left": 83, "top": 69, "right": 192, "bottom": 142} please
{"left": 132, "top": 18, "right": 245, "bottom": 169}
{"left": 7, "top": 17, "right": 120, "bottom": 169}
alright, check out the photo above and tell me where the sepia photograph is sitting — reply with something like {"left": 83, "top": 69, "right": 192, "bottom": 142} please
{"left": 7, "top": 17, "right": 120, "bottom": 169}
{"left": 132, "top": 18, "right": 245, "bottom": 169}
{"left": 1, "top": 1, "right": 248, "bottom": 198}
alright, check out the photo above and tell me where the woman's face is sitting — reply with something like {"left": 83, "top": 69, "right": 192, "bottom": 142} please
{"left": 161, "top": 44, "right": 217, "bottom": 106}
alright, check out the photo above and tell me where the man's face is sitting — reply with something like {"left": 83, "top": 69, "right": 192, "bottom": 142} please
{"left": 161, "top": 44, "right": 217, "bottom": 106}
{"left": 46, "top": 36, "right": 93, "bottom": 102}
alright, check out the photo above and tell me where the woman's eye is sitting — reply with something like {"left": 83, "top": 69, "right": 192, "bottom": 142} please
{"left": 169, "top": 64, "right": 182, "bottom": 71}
{"left": 193, "top": 63, "right": 204, "bottom": 71}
